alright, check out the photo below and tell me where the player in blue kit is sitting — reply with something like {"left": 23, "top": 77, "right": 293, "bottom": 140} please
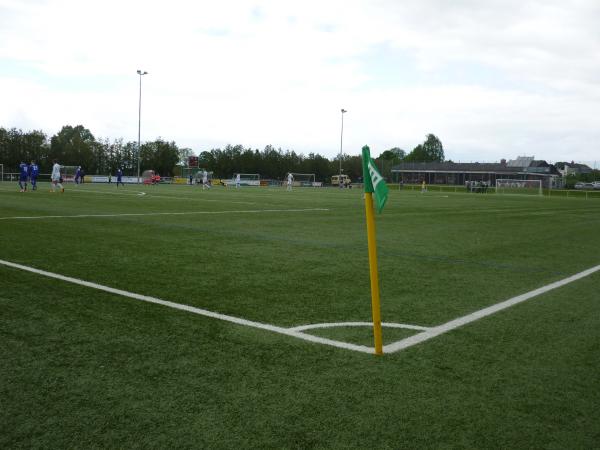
{"left": 74, "top": 166, "right": 82, "bottom": 184}
{"left": 116, "top": 168, "right": 124, "bottom": 187}
{"left": 18, "top": 161, "right": 29, "bottom": 192}
{"left": 29, "top": 160, "right": 39, "bottom": 190}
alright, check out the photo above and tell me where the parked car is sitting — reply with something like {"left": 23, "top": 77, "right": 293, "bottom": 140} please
{"left": 593, "top": 181, "right": 600, "bottom": 190}
{"left": 331, "top": 174, "right": 352, "bottom": 187}
{"left": 574, "top": 182, "right": 594, "bottom": 190}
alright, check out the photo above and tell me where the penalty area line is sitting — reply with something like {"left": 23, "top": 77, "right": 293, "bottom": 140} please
{"left": 0, "top": 258, "right": 371, "bottom": 354}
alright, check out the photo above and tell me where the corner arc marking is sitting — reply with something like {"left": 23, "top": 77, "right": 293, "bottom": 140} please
{"left": 289, "top": 322, "right": 430, "bottom": 332}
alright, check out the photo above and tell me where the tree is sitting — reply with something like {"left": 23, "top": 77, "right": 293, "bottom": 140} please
{"left": 141, "top": 138, "right": 180, "bottom": 176}
{"left": 178, "top": 147, "right": 194, "bottom": 167}
{"left": 0, "top": 127, "right": 49, "bottom": 171}
{"left": 404, "top": 134, "right": 444, "bottom": 162}
{"left": 376, "top": 147, "right": 406, "bottom": 180}
{"left": 50, "top": 125, "right": 97, "bottom": 172}
{"left": 378, "top": 147, "right": 406, "bottom": 161}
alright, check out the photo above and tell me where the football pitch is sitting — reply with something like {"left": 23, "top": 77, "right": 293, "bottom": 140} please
{"left": 1, "top": 182, "right": 599, "bottom": 448}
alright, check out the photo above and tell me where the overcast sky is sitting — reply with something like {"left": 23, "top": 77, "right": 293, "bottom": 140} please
{"left": 1, "top": 0, "right": 599, "bottom": 164}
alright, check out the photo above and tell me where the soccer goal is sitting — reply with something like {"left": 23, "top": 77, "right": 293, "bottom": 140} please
{"left": 226, "top": 173, "right": 260, "bottom": 186}
{"left": 181, "top": 167, "right": 201, "bottom": 182}
{"left": 496, "top": 179, "right": 543, "bottom": 196}
{"left": 193, "top": 170, "right": 213, "bottom": 185}
{"left": 288, "top": 173, "right": 321, "bottom": 187}
{"left": 61, "top": 166, "right": 79, "bottom": 183}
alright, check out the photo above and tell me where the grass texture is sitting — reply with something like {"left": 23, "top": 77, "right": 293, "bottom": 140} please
{"left": 1, "top": 181, "right": 599, "bottom": 448}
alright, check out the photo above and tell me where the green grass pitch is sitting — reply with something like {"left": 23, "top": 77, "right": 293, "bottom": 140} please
{"left": 1, "top": 181, "right": 599, "bottom": 448}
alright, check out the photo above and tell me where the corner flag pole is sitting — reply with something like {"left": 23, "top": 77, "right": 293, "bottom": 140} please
{"left": 364, "top": 191, "right": 383, "bottom": 355}
{"left": 361, "top": 145, "right": 388, "bottom": 355}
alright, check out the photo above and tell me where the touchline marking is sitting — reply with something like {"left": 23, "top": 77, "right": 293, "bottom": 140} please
{"left": 1, "top": 258, "right": 598, "bottom": 355}
{"left": 0, "top": 259, "right": 371, "bottom": 354}
{"left": 384, "top": 263, "right": 600, "bottom": 353}
{"left": 0, "top": 208, "right": 330, "bottom": 221}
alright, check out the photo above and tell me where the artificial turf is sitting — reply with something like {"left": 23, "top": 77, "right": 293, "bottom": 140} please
{"left": 1, "top": 182, "right": 599, "bottom": 448}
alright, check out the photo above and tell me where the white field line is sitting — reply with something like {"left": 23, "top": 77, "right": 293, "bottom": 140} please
{"left": 0, "top": 208, "right": 330, "bottom": 221}
{"left": 61, "top": 187, "right": 258, "bottom": 205}
{"left": 384, "top": 263, "right": 600, "bottom": 353}
{"left": 1, "top": 258, "right": 598, "bottom": 355}
{"left": 289, "top": 322, "right": 430, "bottom": 332}
{"left": 0, "top": 259, "right": 372, "bottom": 354}
{"left": 0, "top": 184, "right": 257, "bottom": 205}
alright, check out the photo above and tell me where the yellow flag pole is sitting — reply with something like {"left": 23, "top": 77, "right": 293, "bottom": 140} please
{"left": 364, "top": 192, "right": 383, "bottom": 355}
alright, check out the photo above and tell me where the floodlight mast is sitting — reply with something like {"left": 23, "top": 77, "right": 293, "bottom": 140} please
{"left": 339, "top": 108, "right": 347, "bottom": 186}
{"left": 137, "top": 70, "right": 148, "bottom": 184}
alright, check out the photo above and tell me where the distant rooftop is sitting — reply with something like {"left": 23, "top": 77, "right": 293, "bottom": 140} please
{"left": 506, "top": 156, "right": 534, "bottom": 167}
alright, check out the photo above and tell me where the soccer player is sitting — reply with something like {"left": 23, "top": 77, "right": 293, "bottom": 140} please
{"left": 74, "top": 166, "right": 82, "bottom": 184}
{"left": 202, "top": 170, "right": 210, "bottom": 190}
{"left": 235, "top": 173, "right": 241, "bottom": 188}
{"left": 287, "top": 172, "right": 293, "bottom": 191}
{"left": 29, "top": 160, "right": 39, "bottom": 190}
{"left": 116, "top": 168, "right": 124, "bottom": 187}
{"left": 18, "top": 160, "right": 29, "bottom": 192}
{"left": 50, "top": 160, "right": 64, "bottom": 193}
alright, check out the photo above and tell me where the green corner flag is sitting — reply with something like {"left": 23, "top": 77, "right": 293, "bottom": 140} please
{"left": 362, "top": 146, "right": 389, "bottom": 213}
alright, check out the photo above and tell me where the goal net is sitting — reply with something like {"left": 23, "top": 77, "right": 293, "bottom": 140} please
{"left": 496, "top": 179, "right": 543, "bottom": 196}
{"left": 61, "top": 166, "right": 79, "bottom": 183}
{"left": 225, "top": 173, "right": 260, "bottom": 186}
{"left": 181, "top": 167, "right": 201, "bottom": 181}
{"left": 287, "top": 173, "right": 321, "bottom": 187}
{"left": 193, "top": 170, "right": 213, "bottom": 184}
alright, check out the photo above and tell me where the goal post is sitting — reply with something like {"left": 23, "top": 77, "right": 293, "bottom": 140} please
{"left": 181, "top": 167, "right": 201, "bottom": 180}
{"left": 224, "top": 173, "right": 261, "bottom": 186}
{"left": 193, "top": 170, "right": 213, "bottom": 184}
{"left": 287, "top": 173, "right": 320, "bottom": 187}
{"left": 60, "top": 165, "right": 79, "bottom": 183}
{"left": 237, "top": 173, "right": 260, "bottom": 181}
{"left": 496, "top": 179, "right": 543, "bottom": 196}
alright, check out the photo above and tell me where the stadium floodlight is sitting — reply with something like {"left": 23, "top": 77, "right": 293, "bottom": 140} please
{"left": 136, "top": 70, "right": 149, "bottom": 184}
{"left": 339, "top": 109, "right": 347, "bottom": 184}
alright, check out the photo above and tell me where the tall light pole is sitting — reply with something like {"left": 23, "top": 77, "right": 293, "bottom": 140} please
{"left": 339, "top": 108, "right": 347, "bottom": 187}
{"left": 137, "top": 69, "right": 148, "bottom": 183}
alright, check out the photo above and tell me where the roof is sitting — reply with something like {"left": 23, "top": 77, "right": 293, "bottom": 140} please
{"left": 554, "top": 162, "right": 593, "bottom": 173}
{"left": 391, "top": 161, "right": 560, "bottom": 175}
{"left": 507, "top": 156, "right": 534, "bottom": 167}
{"left": 392, "top": 161, "right": 517, "bottom": 173}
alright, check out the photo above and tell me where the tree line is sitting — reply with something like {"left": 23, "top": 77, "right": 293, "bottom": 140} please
{"left": 0, "top": 125, "right": 445, "bottom": 181}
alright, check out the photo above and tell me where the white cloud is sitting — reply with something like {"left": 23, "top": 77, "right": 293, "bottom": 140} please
{"left": 0, "top": 0, "right": 599, "bottom": 163}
